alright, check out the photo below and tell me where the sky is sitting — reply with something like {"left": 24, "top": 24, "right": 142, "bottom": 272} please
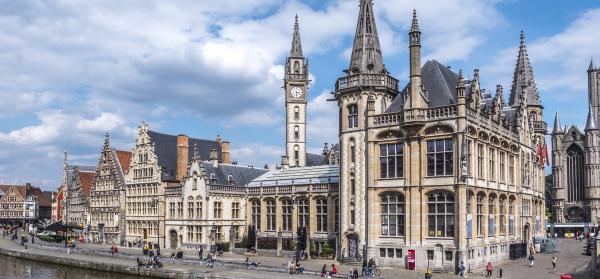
{"left": 1, "top": 0, "right": 599, "bottom": 191}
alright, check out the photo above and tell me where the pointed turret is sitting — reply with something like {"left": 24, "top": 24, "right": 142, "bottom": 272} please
{"left": 509, "top": 31, "right": 541, "bottom": 107}
{"left": 290, "top": 14, "right": 303, "bottom": 58}
{"left": 586, "top": 105, "right": 598, "bottom": 130}
{"left": 404, "top": 9, "right": 427, "bottom": 110}
{"left": 552, "top": 112, "right": 563, "bottom": 134}
{"left": 589, "top": 58, "right": 596, "bottom": 72}
{"left": 103, "top": 132, "right": 110, "bottom": 149}
{"left": 348, "top": 0, "right": 384, "bottom": 74}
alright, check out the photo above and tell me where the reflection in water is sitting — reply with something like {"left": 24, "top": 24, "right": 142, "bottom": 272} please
{"left": 0, "top": 254, "right": 140, "bottom": 279}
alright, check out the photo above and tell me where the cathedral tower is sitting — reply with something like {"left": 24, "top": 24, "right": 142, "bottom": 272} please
{"left": 335, "top": 0, "right": 399, "bottom": 259}
{"left": 589, "top": 60, "right": 600, "bottom": 122}
{"left": 284, "top": 15, "right": 309, "bottom": 167}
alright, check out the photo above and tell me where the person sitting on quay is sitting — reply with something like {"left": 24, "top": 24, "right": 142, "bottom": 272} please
{"left": 330, "top": 264, "right": 337, "bottom": 276}
{"left": 245, "top": 257, "right": 260, "bottom": 269}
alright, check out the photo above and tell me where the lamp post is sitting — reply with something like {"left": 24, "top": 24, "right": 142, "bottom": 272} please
{"left": 152, "top": 197, "right": 161, "bottom": 255}
{"left": 210, "top": 222, "right": 217, "bottom": 251}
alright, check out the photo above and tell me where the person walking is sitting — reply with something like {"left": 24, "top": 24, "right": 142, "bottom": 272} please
{"left": 486, "top": 262, "right": 493, "bottom": 277}
{"left": 551, "top": 256, "right": 557, "bottom": 271}
{"left": 528, "top": 253, "right": 535, "bottom": 267}
{"left": 458, "top": 261, "right": 466, "bottom": 277}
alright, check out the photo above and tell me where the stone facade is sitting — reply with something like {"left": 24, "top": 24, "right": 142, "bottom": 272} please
{"left": 334, "top": 2, "right": 546, "bottom": 270}
{"left": 551, "top": 61, "right": 600, "bottom": 226}
{"left": 123, "top": 122, "right": 226, "bottom": 249}
{"left": 164, "top": 146, "right": 267, "bottom": 250}
{"left": 0, "top": 184, "right": 53, "bottom": 223}
{"left": 89, "top": 133, "right": 132, "bottom": 244}
{"left": 247, "top": 165, "right": 339, "bottom": 256}
{"left": 64, "top": 167, "right": 96, "bottom": 227}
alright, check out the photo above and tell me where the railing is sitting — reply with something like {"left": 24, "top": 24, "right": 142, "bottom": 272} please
{"left": 426, "top": 105, "right": 457, "bottom": 120}
{"left": 209, "top": 185, "right": 246, "bottom": 194}
{"left": 336, "top": 73, "right": 399, "bottom": 91}
{"left": 532, "top": 121, "right": 547, "bottom": 133}
{"left": 371, "top": 112, "right": 402, "bottom": 127}
{"left": 285, "top": 73, "right": 308, "bottom": 80}
{"left": 247, "top": 184, "right": 337, "bottom": 196}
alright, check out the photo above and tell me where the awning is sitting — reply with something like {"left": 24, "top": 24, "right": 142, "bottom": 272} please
{"left": 547, "top": 223, "right": 597, "bottom": 228}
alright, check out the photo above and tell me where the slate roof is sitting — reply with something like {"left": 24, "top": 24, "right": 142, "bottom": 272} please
{"left": 148, "top": 131, "right": 221, "bottom": 181}
{"left": 306, "top": 153, "right": 329, "bottom": 166}
{"left": 386, "top": 60, "right": 460, "bottom": 113}
{"left": 201, "top": 162, "right": 268, "bottom": 187}
{"left": 248, "top": 165, "right": 339, "bottom": 187}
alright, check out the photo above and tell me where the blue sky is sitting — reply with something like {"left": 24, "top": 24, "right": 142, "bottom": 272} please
{"left": 1, "top": 0, "right": 599, "bottom": 190}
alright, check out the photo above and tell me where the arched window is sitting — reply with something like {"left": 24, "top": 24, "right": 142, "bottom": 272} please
{"left": 316, "top": 199, "right": 328, "bottom": 232}
{"left": 282, "top": 199, "right": 293, "bottom": 231}
{"left": 294, "top": 126, "right": 299, "bottom": 139}
{"left": 294, "top": 106, "right": 300, "bottom": 120}
{"left": 348, "top": 105, "right": 359, "bottom": 128}
{"left": 508, "top": 197, "right": 515, "bottom": 235}
{"left": 195, "top": 196, "right": 202, "bottom": 219}
{"left": 567, "top": 145, "right": 585, "bottom": 202}
{"left": 427, "top": 191, "right": 454, "bottom": 237}
{"left": 266, "top": 200, "right": 276, "bottom": 231}
{"left": 334, "top": 199, "right": 339, "bottom": 233}
{"left": 380, "top": 192, "right": 405, "bottom": 236}
{"left": 477, "top": 193, "right": 484, "bottom": 236}
{"left": 488, "top": 195, "right": 496, "bottom": 236}
{"left": 293, "top": 61, "right": 300, "bottom": 73}
{"left": 187, "top": 197, "right": 194, "bottom": 219}
{"left": 298, "top": 199, "right": 309, "bottom": 228}
{"left": 251, "top": 200, "right": 261, "bottom": 230}
{"left": 499, "top": 196, "right": 506, "bottom": 235}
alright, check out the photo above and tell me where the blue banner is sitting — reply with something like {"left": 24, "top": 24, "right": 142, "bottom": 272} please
{"left": 466, "top": 214, "right": 472, "bottom": 238}
{"left": 489, "top": 216, "right": 495, "bottom": 236}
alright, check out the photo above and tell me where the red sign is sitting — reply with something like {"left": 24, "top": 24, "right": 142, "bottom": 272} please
{"left": 408, "top": 249, "right": 416, "bottom": 270}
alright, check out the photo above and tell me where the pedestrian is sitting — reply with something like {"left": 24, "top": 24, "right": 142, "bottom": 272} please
{"left": 458, "top": 261, "right": 466, "bottom": 277}
{"left": 321, "top": 264, "right": 328, "bottom": 277}
{"left": 551, "top": 256, "right": 557, "bottom": 271}
{"left": 486, "top": 262, "right": 493, "bottom": 277}
{"left": 171, "top": 252, "right": 176, "bottom": 264}
{"left": 353, "top": 268, "right": 359, "bottom": 279}
{"left": 361, "top": 260, "right": 367, "bottom": 277}
{"left": 199, "top": 247, "right": 203, "bottom": 260}
{"left": 528, "top": 254, "right": 535, "bottom": 267}
{"left": 348, "top": 268, "right": 354, "bottom": 279}
{"left": 288, "top": 260, "right": 294, "bottom": 274}
{"left": 331, "top": 264, "right": 337, "bottom": 275}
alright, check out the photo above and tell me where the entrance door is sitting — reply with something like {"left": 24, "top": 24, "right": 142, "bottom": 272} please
{"left": 170, "top": 230, "right": 178, "bottom": 250}
{"left": 523, "top": 224, "right": 531, "bottom": 254}
{"left": 347, "top": 235, "right": 358, "bottom": 258}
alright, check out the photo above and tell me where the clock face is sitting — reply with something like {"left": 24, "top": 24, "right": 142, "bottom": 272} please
{"left": 290, "top": 86, "right": 303, "bottom": 98}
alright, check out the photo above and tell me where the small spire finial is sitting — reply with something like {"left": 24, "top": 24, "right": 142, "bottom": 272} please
{"left": 289, "top": 14, "right": 303, "bottom": 57}
{"left": 589, "top": 58, "right": 596, "bottom": 71}
{"left": 586, "top": 104, "right": 598, "bottom": 130}
{"left": 411, "top": 9, "right": 420, "bottom": 32}
{"left": 520, "top": 30, "right": 525, "bottom": 45}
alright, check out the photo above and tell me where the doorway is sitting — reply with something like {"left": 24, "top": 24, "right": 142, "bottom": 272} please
{"left": 347, "top": 234, "right": 358, "bottom": 258}
{"left": 170, "top": 230, "right": 178, "bottom": 250}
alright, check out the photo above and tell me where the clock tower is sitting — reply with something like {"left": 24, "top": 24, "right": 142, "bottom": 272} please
{"left": 284, "top": 15, "right": 309, "bottom": 167}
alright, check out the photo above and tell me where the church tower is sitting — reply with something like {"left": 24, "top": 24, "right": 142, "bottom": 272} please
{"left": 284, "top": 15, "right": 309, "bottom": 167}
{"left": 335, "top": 0, "right": 398, "bottom": 259}
{"left": 588, "top": 60, "right": 600, "bottom": 122}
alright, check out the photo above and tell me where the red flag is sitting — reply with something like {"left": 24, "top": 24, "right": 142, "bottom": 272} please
{"left": 536, "top": 143, "right": 543, "bottom": 166}
{"left": 543, "top": 143, "right": 549, "bottom": 166}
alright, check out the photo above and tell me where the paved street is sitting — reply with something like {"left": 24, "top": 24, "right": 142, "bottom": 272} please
{"left": 0, "top": 234, "right": 594, "bottom": 278}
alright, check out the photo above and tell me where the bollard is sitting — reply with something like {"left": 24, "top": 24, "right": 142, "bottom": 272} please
{"left": 499, "top": 268, "right": 502, "bottom": 278}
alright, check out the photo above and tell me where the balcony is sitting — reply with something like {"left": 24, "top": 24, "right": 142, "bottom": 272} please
{"left": 336, "top": 73, "right": 398, "bottom": 91}
{"left": 532, "top": 121, "right": 547, "bottom": 134}
{"left": 371, "top": 112, "right": 402, "bottom": 127}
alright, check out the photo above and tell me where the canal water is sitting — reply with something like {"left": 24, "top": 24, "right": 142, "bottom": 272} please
{"left": 0, "top": 253, "right": 140, "bottom": 279}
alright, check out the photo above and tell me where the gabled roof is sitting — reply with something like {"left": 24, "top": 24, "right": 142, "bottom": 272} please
{"left": 77, "top": 171, "right": 96, "bottom": 198}
{"left": 148, "top": 131, "right": 221, "bottom": 181}
{"left": 114, "top": 150, "right": 132, "bottom": 174}
{"left": 200, "top": 162, "right": 268, "bottom": 187}
{"left": 31, "top": 187, "right": 52, "bottom": 207}
{"left": 0, "top": 184, "right": 26, "bottom": 199}
{"left": 248, "top": 165, "right": 339, "bottom": 187}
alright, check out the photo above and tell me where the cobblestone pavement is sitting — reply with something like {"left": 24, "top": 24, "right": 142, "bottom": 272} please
{"left": 1, "top": 233, "right": 593, "bottom": 279}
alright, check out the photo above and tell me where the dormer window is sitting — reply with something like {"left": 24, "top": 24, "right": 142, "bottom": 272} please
{"left": 209, "top": 173, "right": 217, "bottom": 184}
{"left": 227, "top": 175, "right": 234, "bottom": 185}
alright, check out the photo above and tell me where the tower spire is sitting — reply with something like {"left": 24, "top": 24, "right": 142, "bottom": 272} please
{"left": 589, "top": 58, "right": 596, "bottom": 72}
{"left": 509, "top": 31, "right": 541, "bottom": 107}
{"left": 404, "top": 9, "right": 426, "bottom": 110}
{"left": 552, "top": 112, "right": 563, "bottom": 134}
{"left": 290, "top": 14, "right": 303, "bottom": 58}
{"left": 410, "top": 9, "right": 419, "bottom": 32}
{"left": 348, "top": 0, "right": 384, "bottom": 74}
{"left": 586, "top": 105, "right": 598, "bottom": 130}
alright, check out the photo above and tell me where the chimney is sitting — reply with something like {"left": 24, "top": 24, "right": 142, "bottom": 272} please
{"left": 210, "top": 148, "right": 219, "bottom": 168}
{"left": 220, "top": 140, "right": 231, "bottom": 164}
{"left": 281, "top": 155, "right": 289, "bottom": 169}
{"left": 176, "top": 134, "right": 189, "bottom": 181}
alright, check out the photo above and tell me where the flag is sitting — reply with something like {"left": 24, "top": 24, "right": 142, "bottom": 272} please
{"left": 543, "top": 142, "right": 549, "bottom": 166}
